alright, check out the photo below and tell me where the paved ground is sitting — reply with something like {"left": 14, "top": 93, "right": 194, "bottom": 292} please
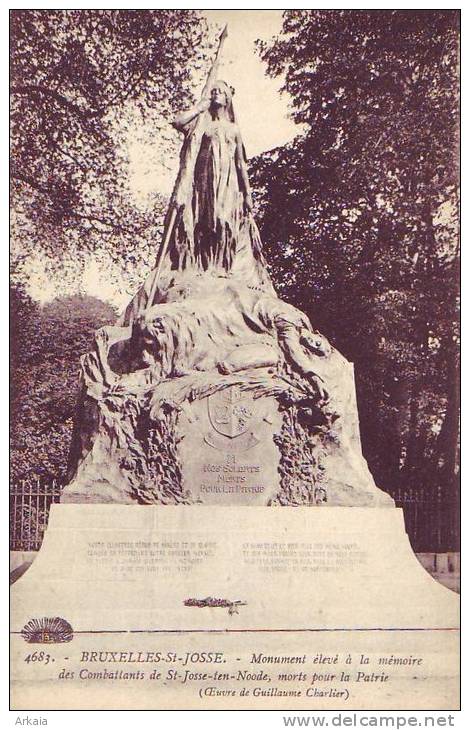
{"left": 416, "top": 552, "right": 460, "bottom": 594}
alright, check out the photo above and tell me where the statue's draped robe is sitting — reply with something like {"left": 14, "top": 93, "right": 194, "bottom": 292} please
{"left": 121, "top": 112, "right": 275, "bottom": 328}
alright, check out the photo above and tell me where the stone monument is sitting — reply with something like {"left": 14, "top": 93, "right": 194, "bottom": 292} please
{"left": 62, "top": 28, "right": 393, "bottom": 508}
{"left": 12, "top": 28, "right": 459, "bottom": 712}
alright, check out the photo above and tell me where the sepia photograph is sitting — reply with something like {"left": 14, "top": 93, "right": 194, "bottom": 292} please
{"left": 9, "top": 7, "right": 460, "bottom": 714}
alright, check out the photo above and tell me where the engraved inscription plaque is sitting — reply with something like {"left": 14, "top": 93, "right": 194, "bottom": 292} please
{"left": 179, "top": 386, "right": 282, "bottom": 504}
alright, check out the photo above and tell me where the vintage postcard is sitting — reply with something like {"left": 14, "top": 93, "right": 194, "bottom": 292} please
{"left": 10, "top": 8, "right": 460, "bottom": 713}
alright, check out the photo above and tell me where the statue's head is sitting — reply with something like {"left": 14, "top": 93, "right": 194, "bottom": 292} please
{"left": 146, "top": 313, "right": 174, "bottom": 348}
{"left": 210, "top": 80, "right": 236, "bottom": 121}
{"left": 138, "top": 306, "right": 195, "bottom": 376}
{"left": 300, "top": 329, "right": 331, "bottom": 357}
{"left": 134, "top": 312, "right": 172, "bottom": 368}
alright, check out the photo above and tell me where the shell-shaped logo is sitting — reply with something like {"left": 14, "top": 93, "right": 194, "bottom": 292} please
{"left": 21, "top": 617, "right": 73, "bottom": 644}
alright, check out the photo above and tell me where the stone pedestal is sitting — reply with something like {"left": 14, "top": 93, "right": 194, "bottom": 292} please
{"left": 11, "top": 505, "right": 459, "bottom": 710}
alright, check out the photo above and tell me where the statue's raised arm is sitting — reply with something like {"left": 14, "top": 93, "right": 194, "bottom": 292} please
{"left": 173, "top": 26, "right": 228, "bottom": 132}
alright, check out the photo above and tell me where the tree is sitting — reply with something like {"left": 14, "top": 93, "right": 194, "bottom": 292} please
{"left": 251, "top": 10, "right": 459, "bottom": 495}
{"left": 10, "top": 289, "right": 117, "bottom": 483}
{"left": 10, "top": 9, "right": 212, "bottom": 280}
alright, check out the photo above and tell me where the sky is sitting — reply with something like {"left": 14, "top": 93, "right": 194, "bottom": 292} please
{"left": 26, "top": 10, "right": 299, "bottom": 307}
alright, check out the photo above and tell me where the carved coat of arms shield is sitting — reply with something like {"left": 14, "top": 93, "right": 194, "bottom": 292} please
{"left": 207, "top": 386, "right": 254, "bottom": 439}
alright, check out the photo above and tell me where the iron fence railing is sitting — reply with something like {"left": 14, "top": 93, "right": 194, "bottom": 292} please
{"left": 10, "top": 478, "right": 63, "bottom": 551}
{"left": 9, "top": 480, "right": 459, "bottom": 554}
{"left": 391, "top": 485, "right": 460, "bottom": 554}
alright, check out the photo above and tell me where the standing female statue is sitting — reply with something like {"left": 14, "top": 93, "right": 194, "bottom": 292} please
{"left": 172, "top": 79, "right": 253, "bottom": 271}
{"left": 122, "top": 27, "right": 274, "bottom": 326}
{"left": 165, "top": 26, "right": 270, "bottom": 278}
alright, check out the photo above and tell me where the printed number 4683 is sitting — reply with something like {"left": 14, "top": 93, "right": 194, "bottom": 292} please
{"left": 24, "top": 651, "right": 52, "bottom": 665}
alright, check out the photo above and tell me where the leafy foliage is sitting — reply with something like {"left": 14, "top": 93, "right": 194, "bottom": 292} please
{"left": 10, "top": 9, "right": 212, "bottom": 280}
{"left": 11, "top": 288, "right": 117, "bottom": 482}
{"left": 251, "top": 10, "right": 459, "bottom": 494}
